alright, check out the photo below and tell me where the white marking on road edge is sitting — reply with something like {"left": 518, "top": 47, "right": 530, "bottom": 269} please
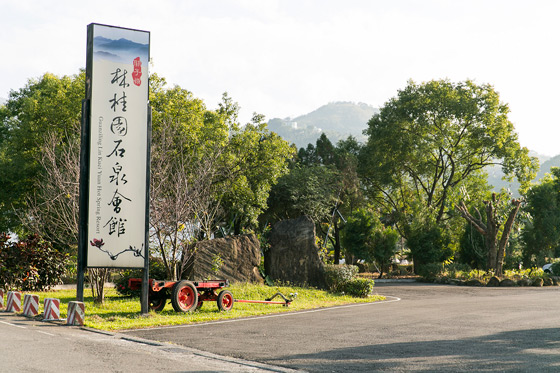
{"left": 0, "top": 320, "right": 26, "bottom": 329}
{"left": 125, "top": 296, "right": 401, "bottom": 332}
{"left": 36, "top": 330, "right": 55, "bottom": 336}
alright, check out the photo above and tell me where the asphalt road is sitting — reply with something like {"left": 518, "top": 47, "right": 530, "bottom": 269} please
{"left": 124, "top": 283, "right": 560, "bottom": 372}
{"left": 0, "top": 313, "right": 299, "bottom": 372}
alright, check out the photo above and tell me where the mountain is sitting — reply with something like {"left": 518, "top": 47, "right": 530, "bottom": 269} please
{"left": 481, "top": 151, "right": 554, "bottom": 196}
{"left": 267, "top": 101, "right": 378, "bottom": 149}
{"left": 536, "top": 154, "right": 560, "bottom": 180}
{"left": 268, "top": 102, "right": 558, "bottom": 195}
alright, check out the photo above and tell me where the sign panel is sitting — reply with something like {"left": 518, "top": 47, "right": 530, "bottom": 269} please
{"left": 85, "top": 24, "right": 150, "bottom": 267}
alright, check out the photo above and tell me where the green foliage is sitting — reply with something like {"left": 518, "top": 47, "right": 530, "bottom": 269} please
{"left": 522, "top": 168, "right": 560, "bottom": 266}
{"left": 266, "top": 164, "right": 340, "bottom": 223}
{"left": 0, "top": 72, "right": 84, "bottom": 232}
{"left": 407, "top": 223, "right": 453, "bottom": 274}
{"left": 417, "top": 263, "right": 444, "bottom": 281}
{"left": 0, "top": 233, "right": 68, "bottom": 291}
{"left": 458, "top": 218, "right": 487, "bottom": 269}
{"left": 323, "top": 264, "right": 359, "bottom": 292}
{"left": 359, "top": 79, "right": 538, "bottom": 269}
{"left": 341, "top": 209, "right": 377, "bottom": 260}
{"left": 370, "top": 227, "right": 399, "bottom": 273}
{"left": 323, "top": 263, "right": 376, "bottom": 297}
{"left": 550, "top": 262, "right": 560, "bottom": 276}
{"left": 220, "top": 115, "right": 295, "bottom": 232}
{"left": 445, "top": 263, "right": 473, "bottom": 279}
{"left": 340, "top": 278, "right": 375, "bottom": 297}
{"left": 341, "top": 208, "right": 399, "bottom": 276}
{"left": 211, "top": 253, "right": 224, "bottom": 276}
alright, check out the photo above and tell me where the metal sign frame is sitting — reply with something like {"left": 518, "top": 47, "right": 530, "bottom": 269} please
{"left": 78, "top": 23, "right": 151, "bottom": 313}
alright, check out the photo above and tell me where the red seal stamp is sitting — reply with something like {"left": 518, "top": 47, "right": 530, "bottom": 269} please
{"left": 132, "top": 57, "right": 142, "bottom": 86}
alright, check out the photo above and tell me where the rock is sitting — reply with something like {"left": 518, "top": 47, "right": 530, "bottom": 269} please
{"left": 517, "top": 278, "right": 531, "bottom": 287}
{"left": 499, "top": 278, "right": 516, "bottom": 287}
{"left": 189, "top": 234, "right": 264, "bottom": 283}
{"left": 465, "top": 279, "right": 484, "bottom": 287}
{"left": 486, "top": 276, "right": 501, "bottom": 287}
{"left": 531, "top": 278, "right": 544, "bottom": 287}
{"left": 265, "top": 216, "right": 326, "bottom": 288}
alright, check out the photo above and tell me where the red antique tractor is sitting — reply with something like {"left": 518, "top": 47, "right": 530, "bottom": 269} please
{"left": 128, "top": 278, "right": 296, "bottom": 312}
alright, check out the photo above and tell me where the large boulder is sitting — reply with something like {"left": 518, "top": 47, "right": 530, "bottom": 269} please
{"left": 265, "top": 216, "right": 326, "bottom": 288}
{"left": 486, "top": 276, "right": 501, "bottom": 287}
{"left": 189, "top": 234, "right": 263, "bottom": 283}
{"left": 499, "top": 278, "right": 517, "bottom": 287}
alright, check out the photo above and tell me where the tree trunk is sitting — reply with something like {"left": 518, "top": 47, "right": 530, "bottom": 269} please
{"left": 88, "top": 268, "right": 109, "bottom": 304}
{"left": 495, "top": 199, "right": 522, "bottom": 276}
{"left": 456, "top": 194, "right": 522, "bottom": 276}
{"left": 333, "top": 218, "right": 341, "bottom": 264}
{"left": 485, "top": 196, "right": 498, "bottom": 272}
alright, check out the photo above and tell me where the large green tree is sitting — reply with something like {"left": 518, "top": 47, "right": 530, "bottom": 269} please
{"left": 0, "top": 72, "right": 84, "bottom": 233}
{"left": 522, "top": 167, "right": 560, "bottom": 266}
{"left": 359, "top": 79, "right": 537, "bottom": 238}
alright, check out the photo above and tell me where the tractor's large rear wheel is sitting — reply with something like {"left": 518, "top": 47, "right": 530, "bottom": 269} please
{"left": 171, "top": 281, "right": 198, "bottom": 312}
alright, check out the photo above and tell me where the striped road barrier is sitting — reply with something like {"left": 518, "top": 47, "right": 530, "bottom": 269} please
{"left": 6, "top": 291, "right": 22, "bottom": 313}
{"left": 43, "top": 298, "right": 61, "bottom": 321}
{"left": 67, "top": 301, "right": 85, "bottom": 326}
{"left": 23, "top": 294, "right": 39, "bottom": 317}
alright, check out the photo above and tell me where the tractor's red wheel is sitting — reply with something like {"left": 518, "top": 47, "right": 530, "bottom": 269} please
{"left": 217, "top": 290, "right": 234, "bottom": 312}
{"left": 171, "top": 280, "right": 198, "bottom": 312}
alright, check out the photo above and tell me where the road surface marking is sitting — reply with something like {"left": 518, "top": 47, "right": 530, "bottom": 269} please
{"left": 124, "top": 296, "right": 401, "bottom": 332}
{"left": 0, "top": 320, "right": 26, "bottom": 329}
{"left": 36, "top": 330, "right": 56, "bottom": 336}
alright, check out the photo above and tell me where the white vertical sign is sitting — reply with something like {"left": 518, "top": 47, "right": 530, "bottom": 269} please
{"left": 86, "top": 24, "right": 150, "bottom": 267}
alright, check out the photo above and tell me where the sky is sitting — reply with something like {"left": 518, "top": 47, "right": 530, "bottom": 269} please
{"left": 1, "top": 0, "right": 559, "bottom": 156}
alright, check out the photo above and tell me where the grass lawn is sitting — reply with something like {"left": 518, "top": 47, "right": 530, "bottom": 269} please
{"left": 24, "top": 283, "right": 385, "bottom": 331}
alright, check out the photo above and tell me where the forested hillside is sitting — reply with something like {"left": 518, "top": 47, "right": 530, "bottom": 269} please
{"left": 267, "top": 101, "right": 378, "bottom": 148}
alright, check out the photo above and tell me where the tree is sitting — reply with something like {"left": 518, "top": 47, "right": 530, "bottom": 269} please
{"left": 265, "top": 164, "right": 341, "bottom": 224}
{"left": 220, "top": 113, "right": 295, "bottom": 235}
{"left": 149, "top": 84, "right": 293, "bottom": 280}
{"left": 0, "top": 72, "right": 84, "bottom": 233}
{"left": 359, "top": 80, "right": 537, "bottom": 272}
{"left": 289, "top": 134, "right": 365, "bottom": 263}
{"left": 359, "top": 79, "right": 538, "bottom": 234}
{"left": 456, "top": 192, "right": 522, "bottom": 276}
{"left": 341, "top": 208, "right": 398, "bottom": 277}
{"left": 522, "top": 167, "right": 560, "bottom": 266}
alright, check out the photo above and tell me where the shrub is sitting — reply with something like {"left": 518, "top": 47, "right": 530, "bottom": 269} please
{"left": 418, "top": 262, "right": 444, "bottom": 282}
{"left": 551, "top": 262, "right": 560, "bottom": 276}
{"left": 0, "top": 233, "right": 68, "bottom": 291}
{"left": 324, "top": 264, "right": 359, "bottom": 292}
{"left": 340, "top": 278, "right": 375, "bottom": 297}
{"left": 407, "top": 224, "right": 453, "bottom": 274}
{"left": 444, "top": 263, "right": 472, "bottom": 279}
